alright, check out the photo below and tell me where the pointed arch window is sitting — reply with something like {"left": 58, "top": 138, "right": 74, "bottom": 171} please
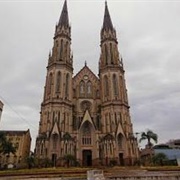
{"left": 48, "top": 73, "right": 53, "bottom": 95}
{"left": 56, "top": 71, "right": 61, "bottom": 93}
{"left": 59, "top": 39, "right": 63, "bottom": 60}
{"left": 65, "top": 73, "right": 69, "bottom": 98}
{"left": 113, "top": 74, "right": 118, "bottom": 96}
{"left": 110, "top": 43, "right": 114, "bottom": 64}
{"left": 65, "top": 41, "right": 68, "bottom": 62}
{"left": 52, "top": 133, "right": 58, "bottom": 149}
{"left": 117, "top": 133, "right": 123, "bottom": 150}
{"left": 87, "top": 81, "right": 92, "bottom": 96}
{"left": 82, "top": 121, "right": 92, "bottom": 145}
{"left": 104, "top": 75, "right": 109, "bottom": 97}
{"left": 79, "top": 80, "right": 85, "bottom": 96}
{"left": 105, "top": 44, "right": 108, "bottom": 65}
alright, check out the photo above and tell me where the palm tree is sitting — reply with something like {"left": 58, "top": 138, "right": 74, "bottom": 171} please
{"left": 139, "top": 130, "right": 158, "bottom": 148}
{"left": 0, "top": 132, "right": 7, "bottom": 153}
{"left": 2, "top": 141, "right": 16, "bottom": 156}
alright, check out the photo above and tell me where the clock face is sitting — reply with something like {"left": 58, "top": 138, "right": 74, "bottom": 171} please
{"left": 83, "top": 75, "right": 88, "bottom": 80}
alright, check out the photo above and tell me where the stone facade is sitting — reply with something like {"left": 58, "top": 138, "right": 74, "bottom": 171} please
{"left": 0, "top": 100, "right": 3, "bottom": 122}
{"left": 35, "top": 0, "right": 139, "bottom": 166}
{"left": 0, "top": 130, "right": 31, "bottom": 168}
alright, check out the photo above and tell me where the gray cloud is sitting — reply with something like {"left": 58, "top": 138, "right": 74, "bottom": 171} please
{"left": 0, "top": 1, "right": 180, "bottom": 150}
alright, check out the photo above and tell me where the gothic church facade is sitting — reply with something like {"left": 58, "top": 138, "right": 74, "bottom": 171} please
{"left": 35, "top": 0, "right": 139, "bottom": 166}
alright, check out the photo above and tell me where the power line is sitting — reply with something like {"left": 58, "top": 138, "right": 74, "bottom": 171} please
{"left": 0, "top": 94, "right": 38, "bottom": 131}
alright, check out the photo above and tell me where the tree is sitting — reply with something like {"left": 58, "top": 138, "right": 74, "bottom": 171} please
{"left": 63, "top": 154, "right": 76, "bottom": 167}
{"left": 152, "top": 153, "right": 168, "bottom": 166}
{"left": 0, "top": 132, "right": 6, "bottom": 153}
{"left": 0, "top": 132, "right": 16, "bottom": 155}
{"left": 26, "top": 155, "right": 35, "bottom": 169}
{"left": 2, "top": 141, "right": 16, "bottom": 155}
{"left": 139, "top": 130, "right": 158, "bottom": 148}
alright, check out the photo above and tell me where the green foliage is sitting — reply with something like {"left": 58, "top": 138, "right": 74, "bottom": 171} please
{"left": 152, "top": 153, "right": 168, "bottom": 166}
{"left": 0, "top": 132, "right": 6, "bottom": 153}
{"left": 2, "top": 141, "right": 16, "bottom": 155}
{"left": 0, "top": 132, "right": 16, "bottom": 155}
{"left": 63, "top": 154, "right": 77, "bottom": 167}
{"left": 139, "top": 130, "right": 158, "bottom": 148}
{"left": 26, "top": 155, "right": 36, "bottom": 169}
{"left": 109, "top": 159, "right": 117, "bottom": 166}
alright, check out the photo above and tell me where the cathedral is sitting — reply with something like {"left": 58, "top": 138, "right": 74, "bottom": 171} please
{"left": 35, "top": 0, "right": 139, "bottom": 166}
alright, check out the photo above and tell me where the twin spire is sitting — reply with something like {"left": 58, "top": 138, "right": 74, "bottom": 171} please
{"left": 58, "top": 0, "right": 114, "bottom": 31}
{"left": 102, "top": 1, "right": 114, "bottom": 31}
{"left": 58, "top": 0, "right": 69, "bottom": 28}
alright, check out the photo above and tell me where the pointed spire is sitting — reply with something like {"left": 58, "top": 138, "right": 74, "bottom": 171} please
{"left": 58, "top": 0, "right": 69, "bottom": 28}
{"left": 102, "top": 1, "right": 114, "bottom": 31}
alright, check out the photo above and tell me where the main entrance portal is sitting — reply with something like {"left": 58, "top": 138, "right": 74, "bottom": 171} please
{"left": 82, "top": 150, "right": 92, "bottom": 166}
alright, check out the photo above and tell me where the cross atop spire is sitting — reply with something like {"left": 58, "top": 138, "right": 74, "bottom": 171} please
{"left": 58, "top": 0, "right": 69, "bottom": 28}
{"left": 102, "top": 1, "right": 114, "bottom": 31}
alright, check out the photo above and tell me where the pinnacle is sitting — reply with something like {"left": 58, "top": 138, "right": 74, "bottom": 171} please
{"left": 102, "top": 1, "right": 114, "bottom": 31}
{"left": 58, "top": 0, "right": 69, "bottom": 28}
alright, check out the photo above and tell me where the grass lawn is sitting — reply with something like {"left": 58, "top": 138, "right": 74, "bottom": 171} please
{"left": 0, "top": 166, "right": 180, "bottom": 178}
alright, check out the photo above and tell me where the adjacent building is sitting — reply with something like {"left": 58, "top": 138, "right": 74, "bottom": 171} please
{"left": 167, "top": 139, "right": 180, "bottom": 149}
{"left": 0, "top": 100, "right": 3, "bottom": 122}
{"left": 140, "top": 143, "right": 180, "bottom": 166}
{"left": 0, "top": 129, "right": 31, "bottom": 169}
{"left": 35, "top": 0, "right": 139, "bottom": 166}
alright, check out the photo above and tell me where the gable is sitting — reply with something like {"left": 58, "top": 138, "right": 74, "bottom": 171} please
{"left": 73, "top": 64, "right": 99, "bottom": 86}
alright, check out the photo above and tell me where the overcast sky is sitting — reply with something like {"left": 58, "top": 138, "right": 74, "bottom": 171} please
{"left": 0, "top": 0, "right": 180, "bottom": 150}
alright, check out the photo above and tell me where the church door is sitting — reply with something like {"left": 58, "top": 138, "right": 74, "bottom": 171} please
{"left": 52, "top": 153, "right": 57, "bottom": 167}
{"left": 82, "top": 150, "right": 92, "bottom": 166}
{"left": 119, "top": 153, "right": 124, "bottom": 166}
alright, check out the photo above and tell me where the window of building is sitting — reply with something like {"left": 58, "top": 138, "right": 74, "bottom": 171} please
{"left": 105, "top": 44, "right": 108, "bottom": 65}
{"left": 104, "top": 76, "right": 109, "bottom": 97}
{"left": 65, "top": 73, "right": 69, "bottom": 98}
{"left": 56, "top": 71, "right": 61, "bottom": 92}
{"left": 48, "top": 73, "right": 53, "bottom": 95}
{"left": 117, "top": 133, "right": 123, "bottom": 150}
{"left": 65, "top": 41, "right": 68, "bottom": 61}
{"left": 113, "top": 74, "right": 118, "bottom": 96}
{"left": 52, "top": 134, "right": 58, "bottom": 149}
{"left": 87, "top": 81, "right": 92, "bottom": 95}
{"left": 110, "top": 43, "right": 114, "bottom": 64}
{"left": 59, "top": 39, "right": 63, "bottom": 60}
{"left": 79, "top": 80, "right": 85, "bottom": 96}
{"left": 82, "top": 121, "right": 91, "bottom": 145}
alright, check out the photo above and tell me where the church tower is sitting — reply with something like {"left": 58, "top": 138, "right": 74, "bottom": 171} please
{"left": 35, "top": 0, "right": 74, "bottom": 165}
{"left": 98, "top": 1, "right": 138, "bottom": 165}
{"left": 35, "top": 0, "right": 139, "bottom": 166}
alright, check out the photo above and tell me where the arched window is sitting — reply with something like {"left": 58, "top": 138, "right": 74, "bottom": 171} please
{"left": 59, "top": 39, "right": 63, "bottom": 60}
{"left": 117, "top": 133, "right": 123, "bottom": 150}
{"left": 82, "top": 121, "right": 92, "bottom": 145}
{"left": 113, "top": 74, "right": 118, "bottom": 96}
{"left": 40, "top": 143, "right": 43, "bottom": 155}
{"left": 105, "top": 44, "right": 108, "bottom": 65}
{"left": 65, "top": 41, "right": 68, "bottom": 61}
{"left": 56, "top": 71, "right": 61, "bottom": 92}
{"left": 87, "top": 81, "right": 92, "bottom": 95}
{"left": 110, "top": 43, "right": 114, "bottom": 64}
{"left": 96, "top": 115, "right": 100, "bottom": 129}
{"left": 80, "top": 80, "right": 85, "bottom": 96}
{"left": 104, "top": 75, "right": 109, "bottom": 97}
{"left": 52, "top": 134, "right": 58, "bottom": 149}
{"left": 65, "top": 73, "right": 69, "bottom": 98}
{"left": 48, "top": 73, "right": 53, "bottom": 94}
